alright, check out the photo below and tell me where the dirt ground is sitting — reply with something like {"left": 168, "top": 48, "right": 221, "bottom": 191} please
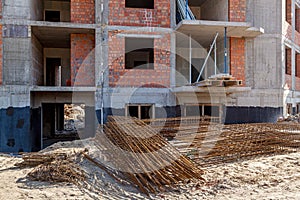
{"left": 0, "top": 149, "right": 300, "bottom": 200}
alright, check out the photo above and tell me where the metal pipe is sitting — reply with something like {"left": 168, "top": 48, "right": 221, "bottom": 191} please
{"left": 196, "top": 33, "right": 219, "bottom": 82}
{"left": 186, "top": 0, "right": 188, "bottom": 19}
{"left": 214, "top": 39, "right": 217, "bottom": 75}
{"left": 224, "top": 27, "right": 228, "bottom": 74}
{"left": 189, "top": 34, "right": 192, "bottom": 83}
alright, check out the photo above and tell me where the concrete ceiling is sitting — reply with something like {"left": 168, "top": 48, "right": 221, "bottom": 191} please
{"left": 32, "top": 26, "right": 94, "bottom": 48}
{"left": 176, "top": 20, "right": 264, "bottom": 47}
{"left": 188, "top": 0, "right": 208, "bottom": 6}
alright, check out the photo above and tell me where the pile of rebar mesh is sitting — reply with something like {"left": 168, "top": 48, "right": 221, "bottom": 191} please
{"left": 144, "top": 117, "right": 300, "bottom": 167}
{"left": 91, "top": 116, "right": 205, "bottom": 195}
{"left": 17, "top": 150, "right": 87, "bottom": 185}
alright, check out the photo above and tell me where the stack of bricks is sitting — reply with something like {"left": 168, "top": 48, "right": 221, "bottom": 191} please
{"left": 70, "top": 34, "right": 95, "bottom": 86}
{"left": 109, "top": 0, "right": 170, "bottom": 27}
{"left": 108, "top": 31, "right": 171, "bottom": 88}
{"left": 229, "top": 0, "right": 246, "bottom": 85}
{"left": 70, "top": 0, "right": 95, "bottom": 24}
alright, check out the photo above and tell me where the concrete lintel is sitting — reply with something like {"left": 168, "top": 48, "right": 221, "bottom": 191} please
{"left": 107, "top": 25, "right": 173, "bottom": 33}
{"left": 172, "top": 86, "right": 251, "bottom": 94}
{"left": 175, "top": 20, "right": 264, "bottom": 44}
{"left": 31, "top": 86, "right": 97, "bottom": 92}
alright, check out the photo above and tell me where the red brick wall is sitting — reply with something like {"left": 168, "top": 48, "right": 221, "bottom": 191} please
{"left": 70, "top": 34, "right": 95, "bottom": 86}
{"left": 286, "top": 0, "right": 292, "bottom": 24}
{"left": 0, "top": 25, "right": 2, "bottom": 85}
{"left": 108, "top": 31, "right": 171, "bottom": 87}
{"left": 286, "top": 48, "right": 292, "bottom": 75}
{"left": 70, "top": 0, "right": 95, "bottom": 24}
{"left": 228, "top": 0, "right": 246, "bottom": 84}
{"left": 230, "top": 38, "right": 245, "bottom": 84}
{"left": 228, "top": 0, "right": 246, "bottom": 22}
{"left": 109, "top": 0, "right": 170, "bottom": 27}
{"left": 0, "top": 0, "right": 2, "bottom": 19}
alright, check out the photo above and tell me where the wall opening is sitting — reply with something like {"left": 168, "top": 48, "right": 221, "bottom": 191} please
{"left": 46, "top": 58, "right": 61, "bottom": 86}
{"left": 185, "top": 104, "right": 221, "bottom": 122}
{"left": 42, "top": 103, "right": 85, "bottom": 148}
{"left": 285, "top": 48, "right": 292, "bottom": 75}
{"left": 125, "top": 38, "right": 154, "bottom": 69}
{"left": 286, "top": 0, "right": 292, "bottom": 24}
{"left": 296, "top": 6, "right": 300, "bottom": 32}
{"left": 125, "top": 0, "right": 154, "bottom": 9}
{"left": 45, "top": 10, "right": 61, "bottom": 22}
{"left": 126, "top": 104, "right": 154, "bottom": 119}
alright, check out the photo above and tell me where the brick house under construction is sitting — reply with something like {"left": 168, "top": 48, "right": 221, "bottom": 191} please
{"left": 0, "top": 0, "right": 298, "bottom": 152}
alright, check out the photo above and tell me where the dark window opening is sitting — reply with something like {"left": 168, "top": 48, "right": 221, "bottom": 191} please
{"left": 127, "top": 104, "right": 154, "bottom": 119}
{"left": 125, "top": 38, "right": 154, "bottom": 69}
{"left": 46, "top": 58, "right": 61, "bottom": 86}
{"left": 45, "top": 10, "right": 61, "bottom": 22}
{"left": 141, "top": 106, "right": 152, "bottom": 119}
{"left": 125, "top": 0, "right": 154, "bottom": 9}
{"left": 128, "top": 106, "right": 139, "bottom": 118}
{"left": 204, "top": 106, "right": 219, "bottom": 117}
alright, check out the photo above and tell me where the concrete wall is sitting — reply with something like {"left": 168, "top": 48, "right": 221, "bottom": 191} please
{"left": 3, "top": 0, "right": 31, "bottom": 19}
{"left": 29, "top": 0, "right": 43, "bottom": 21}
{"left": 248, "top": 0, "right": 282, "bottom": 34}
{"left": 44, "top": 0, "right": 70, "bottom": 22}
{"left": 3, "top": 25, "right": 31, "bottom": 85}
{"left": 44, "top": 48, "right": 70, "bottom": 86}
{"left": 31, "top": 34, "right": 43, "bottom": 86}
{"left": 201, "top": 0, "right": 228, "bottom": 21}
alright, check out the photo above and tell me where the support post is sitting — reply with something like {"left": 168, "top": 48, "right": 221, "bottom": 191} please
{"left": 224, "top": 27, "right": 228, "bottom": 74}
{"left": 189, "top": 34, "right": 192, "bottom": 83}
{"left": 214, "top": 40, "right": 217, "bottom": 75}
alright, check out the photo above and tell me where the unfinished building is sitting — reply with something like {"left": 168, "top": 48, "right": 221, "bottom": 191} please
{"left": 0, "top": 0, "right": 297, "bottom": 152}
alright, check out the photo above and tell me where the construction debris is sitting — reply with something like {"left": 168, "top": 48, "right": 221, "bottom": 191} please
{"left": 17, "top": 149, "right": 88, "bottom": 185}
{"left": 192, "top": 74, "right": 242, "bottom": 87}
{"left": 17, "top": 116, "right": 205, "bottom": 195}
